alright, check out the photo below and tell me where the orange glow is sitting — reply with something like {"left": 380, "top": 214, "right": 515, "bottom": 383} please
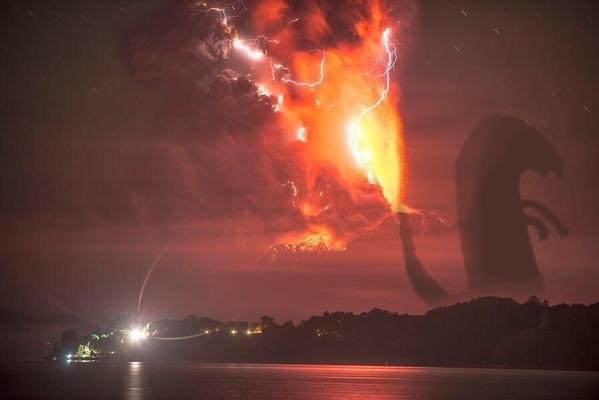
{"left": 231, "top": 1, "right": 407, "bottom": 243}
{"left": 276, "top": 224, "right": 347, "bottom": 252}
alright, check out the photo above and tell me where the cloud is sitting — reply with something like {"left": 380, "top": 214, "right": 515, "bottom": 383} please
{"left": 114, "top": 0, "right": 417, "bottom": 239}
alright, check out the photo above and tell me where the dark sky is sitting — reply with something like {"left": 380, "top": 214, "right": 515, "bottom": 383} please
{"left": 1, "top": 0, "right": 598, "bottom": 357}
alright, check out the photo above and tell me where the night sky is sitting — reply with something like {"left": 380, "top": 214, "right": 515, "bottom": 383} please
{"left": 1, "top": 0, "right": 598, "bottom": 358}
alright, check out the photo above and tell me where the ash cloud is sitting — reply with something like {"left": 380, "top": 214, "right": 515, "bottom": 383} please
{"left": 0, "top": 0, "right": 414, "bottom": 242}
{"left": 248, "top": 0, "right": 414, "bottom": 51}
{"left": 123, "top": 1, "right": 293, "bottom": 232}
{"left": 124, "top": 1, "right": 235, "bottom": 83}
{"left": 118, "top": 0, "right": 405, "bottom": 240}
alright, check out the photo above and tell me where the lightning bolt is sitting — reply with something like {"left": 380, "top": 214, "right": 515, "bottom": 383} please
{"left": 277, "top": 50, "right": 326, "bottom": 89}
{"left": 346, "top": 27, "right": 397, "bottom": 183}
{"left": 193, "top": 0, "right": 248, "bottom": 25}
{"left": 199, "top": 2, "right": 399, "bottom": 188}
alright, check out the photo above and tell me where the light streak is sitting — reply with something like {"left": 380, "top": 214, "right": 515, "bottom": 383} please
{"left": 279, "top": 51, "right": 326, "bottom": 88}
{"left": 256, "top": 35, "right": 280, "bottom": 46}
{"left": 151, "top": 332, "right": 208, "bottom": 341}
{"left": 346, "top": 28, "right": 397, "bottom": 182}
{"left": 137, "top": 247, "right": 169, "bottom": 318}
{"left": 233, "top": 38, "right": 266, "bottom": 60}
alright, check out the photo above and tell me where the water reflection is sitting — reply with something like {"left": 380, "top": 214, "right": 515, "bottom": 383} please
{"left": 125, "top": 362, "right": 144, "bottom": 400}
{"left": 111, "top": 363, "right": 598, "bottom": 400}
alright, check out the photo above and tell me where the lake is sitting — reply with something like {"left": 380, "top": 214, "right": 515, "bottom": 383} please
{"left": 3, "top": 362, "right": 598, "bottom": 399}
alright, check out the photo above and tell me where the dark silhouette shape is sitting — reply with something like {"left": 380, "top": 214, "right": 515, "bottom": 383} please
{"left": 400, "top": 115, "right": 569, "bottom": 306}
{"left": 50, "top": 298, "right": 599, "bottom": 370}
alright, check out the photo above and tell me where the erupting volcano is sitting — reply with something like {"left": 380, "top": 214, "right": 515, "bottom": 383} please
{"left": 235, "top": 0, "right": 408, "bottom": 244}
{"left": 127, "top": 0, "right": 414, "bottom": 251}
{"left": 245, "top": 1, "right": 406, "bottom": 208}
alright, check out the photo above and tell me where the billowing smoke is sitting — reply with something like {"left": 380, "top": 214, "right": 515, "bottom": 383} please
{"left": 124, "top": 0, "right": 416, "bottom": 244}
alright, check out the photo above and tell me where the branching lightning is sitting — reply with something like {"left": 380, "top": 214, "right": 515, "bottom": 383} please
{"left": 137, "top": 247, "right": 169, "bottom": 318}
{"left": 190, "top": 0, "right": 406, "bottom": 237}
{"left": 276, "top": 51, "right": 327, "bottom": 89}
{"left": 193, "top": 0, "right": 247, "bottom": 25}
{"left": 346, "top": 28, "right": 398, "bottom": 184}
{"left": 228, "top": 9, "right": 400, "bottom": 189}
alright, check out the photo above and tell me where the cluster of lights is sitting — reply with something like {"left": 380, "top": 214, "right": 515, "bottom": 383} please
{"left": 63, "top": 323, "right": 265, "bottom": 362}
{"left": 64, "top": 322, "right": 268, "bottom": 362}
{"left": 229, "top": 328, "right": 262, "bottom": 335}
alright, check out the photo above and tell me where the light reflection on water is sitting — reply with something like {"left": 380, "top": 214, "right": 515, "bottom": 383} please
{"left": 118, "top": 363, "right": 599, "bottom": 400}
{"left": 125, "top": 362, "right": 144, "bottom": 400}
{"left": 4, "top": 361, "right": 597, "bottom": 400}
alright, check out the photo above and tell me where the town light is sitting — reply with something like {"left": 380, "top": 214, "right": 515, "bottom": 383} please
{"left": 128, "top": 327, "right": 148, "bottom": 342}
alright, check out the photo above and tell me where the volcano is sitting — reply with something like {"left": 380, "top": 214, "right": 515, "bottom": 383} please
{"left": 127, "top": 0, "right": 415, "bottom": 251}
{"left": 258, "top": 232, "right": 345, "bottom": 266}
{"left": 259, "top": 210, "right": 456, "bottom": 266}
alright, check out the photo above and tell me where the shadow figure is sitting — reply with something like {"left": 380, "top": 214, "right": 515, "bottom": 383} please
{"left": 400, "top": 115, "right": 569, "bottom": 307}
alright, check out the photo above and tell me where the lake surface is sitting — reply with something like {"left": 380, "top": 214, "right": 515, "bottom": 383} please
{"left": 2, "top": 362, "right": 598, "bottom": 399}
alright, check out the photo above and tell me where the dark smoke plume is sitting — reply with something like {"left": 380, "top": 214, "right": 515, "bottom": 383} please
{"left": 122, "top": 0, "right": 415, "bottom": 241}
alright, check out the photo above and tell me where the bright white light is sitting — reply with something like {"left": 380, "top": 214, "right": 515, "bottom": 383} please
{"left": 233, "top": 38, "right": 265, "bottom": 60}
{"left": 257, "top": 84, "right": 271, "bottom": 96}
{"left": 274, "top": 94, "right": 284, "bottom": 112}
{"left": 297, "top": 127, "right": 307, "bottom": 142}
{"left": 128, "top": 327, "right": 148, "bottom": 342}
{"left": 230, "top": 329, "right": 238, "bottom": 335}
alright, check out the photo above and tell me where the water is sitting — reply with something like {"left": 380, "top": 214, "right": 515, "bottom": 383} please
{"left": 3, "top": 362, "right": 598, "bottom": 399}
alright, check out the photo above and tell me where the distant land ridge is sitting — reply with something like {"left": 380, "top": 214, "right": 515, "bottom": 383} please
{"left": 46, "top": 297, "right": 599, "bottom": 371}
